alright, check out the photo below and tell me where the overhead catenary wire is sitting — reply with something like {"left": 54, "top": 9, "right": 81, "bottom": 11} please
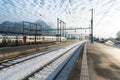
{"left": 0, "top": 0, "right": 43, "bottom": 22}
{"left": 0, "top": 0, "right": 117, "bottom": 28}
{"left": 95, "top": 0, "right": 116, "bottom": 27}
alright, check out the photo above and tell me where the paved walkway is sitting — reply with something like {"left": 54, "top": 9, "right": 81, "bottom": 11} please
{"left": 87, "top": 43, "right": 120, "bottom": 80}
{"left": 80, "top": 43, "right": 89, "bottom": 80}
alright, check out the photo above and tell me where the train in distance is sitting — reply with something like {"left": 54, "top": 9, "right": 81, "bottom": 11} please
{"left": 0, "top": 35, "right": 67, "bottom": 47}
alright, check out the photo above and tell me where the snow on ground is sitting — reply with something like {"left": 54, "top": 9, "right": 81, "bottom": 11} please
{"left": 103, "top": 41, "right": 120, "bottom": 63}
{"left": 0, "top": 47, "right": 63, "bottom": 68}
{"left": 30, "top": 44, "right": 80, "bottom": 80}
{"left": 0, "top": 42, "right": 82, "bottom": 80}
{"left": 55, "top": 44, "right": 83, "bottom": 80}
{"left": 100, "top": 43, "right": 120, "bottom": 64}
{"left": 105, "top": 40, "right": 115, "bottom": 46}
{"left": 105, "top": 40, "right": 120, "bottom": 48}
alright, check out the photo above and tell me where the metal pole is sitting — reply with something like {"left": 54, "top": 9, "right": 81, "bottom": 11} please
{"left": 57, "top": 18, "right": 59, "bottom": 42}
{"left": 89, "top": 24, "right": 91, "bottom": 41}
{"left": 35, "top": 24, "right": 37, "bottom": 44}
{"left": 91, "top": 9, "right": 93, "bottom": 43}
{"left": 23, "top": 21, "right": 24, "bottom": 34}
{"left": 60, "top": 20, "right": 62, "bottom": 42}
{"left": 29, "top": 23, "right": 32, "bottom": 35}
{"left": 64, "top": 23, "right": 66, "bottom": 37}
{"left": 41, "top": 25, "right": 42, "bottom": 35}
{"left": 63, "top": 22, "right": 65, "bottom": 37}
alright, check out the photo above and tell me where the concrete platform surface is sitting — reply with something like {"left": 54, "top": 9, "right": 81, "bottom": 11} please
{"left": 87, "top": 43, "right": 120, "bottom": 80}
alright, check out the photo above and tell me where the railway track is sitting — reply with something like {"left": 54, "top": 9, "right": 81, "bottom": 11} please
{"left": 27, "top": 43, "right": 84, "bottom": 80}
{"left": 0, "top": 42, "right": 57, "bottom": 63}
{"left": 0, "top": 42, "right": 84, "bottom": 80}
{"left": 0, "top": 45, "right": 67, "bottom": 70}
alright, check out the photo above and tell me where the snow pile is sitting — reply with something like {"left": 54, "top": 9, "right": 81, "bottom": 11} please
{"left": 105, "top": 40, "right": 114, "bottom": 46}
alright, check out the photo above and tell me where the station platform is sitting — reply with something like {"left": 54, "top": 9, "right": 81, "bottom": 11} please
{"left": 69, "top": 42, "right": 120, "bottom": 80}
{"left": 0, "top": 41, "right": 120, "bottom": 80}
{"left": 86, "top": 43, "right": 120, "bottom": 80}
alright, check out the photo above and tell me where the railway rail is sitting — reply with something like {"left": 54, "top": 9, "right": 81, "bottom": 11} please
{"left": 0, "top": 42, "right": 84, "bottom": 80}
{"left": 0, "top": 41, "right": 74, "bottom": 69}
{"left": 30, "top": 44, "right": 84, "bottom": 80}
{"left": 0, "top": 46, "right": 63, "bottom": 70}
{"left": 0, "top": 41, "right": 74, "bottom": 63}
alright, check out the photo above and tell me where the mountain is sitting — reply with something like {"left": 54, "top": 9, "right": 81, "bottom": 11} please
{"left": 2, "top": 21, "right": 16, "bottom": 27}
{"left": 34, "top": 20, "right": 52, "bottom": 29}
{"left": 34, "top": 20, "right": 56, "bottom": 36}
{"left": 0, "top": 20, "right": 55, "bottom": 36}
{"left": 0, "top": 20, "right": 52, "bottom": 29}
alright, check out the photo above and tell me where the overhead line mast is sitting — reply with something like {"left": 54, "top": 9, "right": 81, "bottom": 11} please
{"left": 91, "top": 9, "right": 94, "bottom": 43}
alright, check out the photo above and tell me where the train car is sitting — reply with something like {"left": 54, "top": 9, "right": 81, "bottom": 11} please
{"left": 61, "top": 37, "right": 67, "bottom": 41}
{"left": 25, "top": 36, "right": 57, "bottom": 44}
{"left": 41, "top": 36, "right": 56, "bottom": 43}
{"left": 0, "top": 36, "right": 23, "bottom": 46}
{"left": 56, "top": 37, "right": 67, "bottom": 42}
{"left": 25, "top": 36, "right": 42, "bottom": 44}
{"left": 0, "top": 35, "right": 67, "bottom": 47}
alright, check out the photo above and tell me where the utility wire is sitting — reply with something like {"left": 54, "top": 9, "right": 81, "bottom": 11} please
{"left": 96, "top": 0, "right": 116, "bottom": 27}
{"left": 0, "top": 0, "right": 43, "bottom": 22}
